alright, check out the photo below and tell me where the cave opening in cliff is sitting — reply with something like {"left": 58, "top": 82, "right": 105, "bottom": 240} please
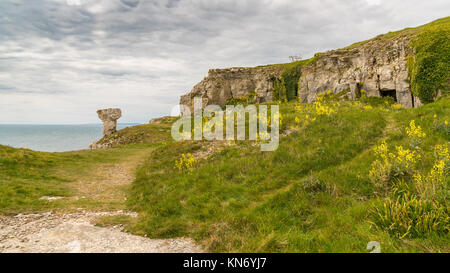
{"left": 380, "top": 89, "right": 397, "bottom": 102}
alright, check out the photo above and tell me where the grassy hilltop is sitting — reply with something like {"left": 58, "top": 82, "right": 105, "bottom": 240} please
{"left": 0, "top": 18, "right": 449, "bottom": 252}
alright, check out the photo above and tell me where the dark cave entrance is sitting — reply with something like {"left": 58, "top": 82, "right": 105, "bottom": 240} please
{"left": 380, "top": 89, "right": 397, "bottom": 102}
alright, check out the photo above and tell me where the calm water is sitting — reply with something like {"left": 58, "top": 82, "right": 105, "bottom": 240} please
{"left": 0, "top": 124, "right": 139, "bottom": 152}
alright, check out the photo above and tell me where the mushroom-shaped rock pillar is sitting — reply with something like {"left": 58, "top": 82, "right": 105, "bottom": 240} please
{"left": 97, "top": 108, "right": 122, "bottom": 137}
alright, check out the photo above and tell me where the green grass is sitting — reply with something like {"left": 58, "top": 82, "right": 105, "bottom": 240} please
{"left": 343, "top": 16, "right": 450, "bottom": 50}
{"left": 126, "top": 96, "right": 449, "bottom": 252}
{"left": 1, "top": 97, "right": 448, "bottom": 252}
{"left": 0, "top": 145, "right": 71, "bottom": 213}
{"left": 96, "top": 122, "right": 173, "bottom": 147}
{"left": 0, "top": 122, "right": 173, "bottom": 214}
{"left": 95, "top": 214, "right": 138, "bottom": 231}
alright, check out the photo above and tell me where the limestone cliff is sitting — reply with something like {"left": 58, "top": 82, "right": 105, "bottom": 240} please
{"left": 180, "top": 65, "right": 283, "bottom": 114}
{"left": 298, "top": 36, "right": 418, "bottom": 107}
{"left": 180, "top": 17, "right": 450, "bottom": 111}
{"left": 180, "top": 36, "right": 418, "bottom": 111}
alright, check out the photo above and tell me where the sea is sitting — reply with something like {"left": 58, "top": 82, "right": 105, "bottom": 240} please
{"left": 0, "top": 124, "right": 139, "bottom": 152}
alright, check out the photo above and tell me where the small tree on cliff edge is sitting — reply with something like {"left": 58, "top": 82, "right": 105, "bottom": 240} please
{"left": 288, "top": 54, "right": 302, "bottom": 62}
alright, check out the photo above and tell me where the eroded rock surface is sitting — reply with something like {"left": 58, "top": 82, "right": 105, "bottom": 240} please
{"left": 180, "top": 66, "right": 283, "bottom": 115}
{"left": 298, "top": 36, "right": 418, "bottom": 107}
{"left": 90, "top": 108, "right": 122, "bottom": 149}
{"left": 0, "top": 211, "right": 203, "bottom": 253}
{"left": 97, "top": 108, "right": 122, "bottom": 137}
{"left": 180, "top": 36, "right": 421, "bottom": 110}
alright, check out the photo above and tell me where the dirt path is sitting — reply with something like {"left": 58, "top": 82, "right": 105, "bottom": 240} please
{"left": 0, "top": 148, "right": 203, "bottom": 253}
{"left": 67, "top": 158, "right": 139, "bottom": 206}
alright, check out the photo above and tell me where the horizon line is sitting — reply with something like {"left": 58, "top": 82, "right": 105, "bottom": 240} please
{"left": 0, "top": 122, "right": 142, "bottom": 126}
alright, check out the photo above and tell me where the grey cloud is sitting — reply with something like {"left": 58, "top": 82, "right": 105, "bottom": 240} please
{"left": 0, "top": 0, "right": 449, "bottom": 123}
{"left": 120, "top": 0, "right": 140, "bottom": 8}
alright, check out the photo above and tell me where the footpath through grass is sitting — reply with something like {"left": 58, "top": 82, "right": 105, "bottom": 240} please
{"left": 0, "top": 136, "right": 168, "bottom": 214}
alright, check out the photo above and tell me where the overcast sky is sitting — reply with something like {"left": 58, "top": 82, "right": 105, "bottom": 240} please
{"left": 0, "top": 0, "right": 448, "bottom": 124}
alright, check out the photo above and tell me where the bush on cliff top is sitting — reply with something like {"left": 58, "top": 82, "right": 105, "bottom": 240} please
{"left": 273, "top": 55, "right": 323, "bottom": 102}
{"left": 408, "top": 19, "right": 450, "bottom": 103}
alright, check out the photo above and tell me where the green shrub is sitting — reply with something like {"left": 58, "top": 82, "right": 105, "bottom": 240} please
{"left": 272, "top": 79, "right": 287, "bottom": 102}
{"left": 408, "top": 23, "right": 450, "bottom": 103}
{"left": 227, "top": 92, "right": 257, "bottom": 105}
{"left": 281, "top": 62, "right": 303, "bottom": 100}
{"left": 274, "top": 55, "right": 324, "bottom": 102}
{"left": 373, "top": 195, "right": 449, "bottom": 238}
{"left": 368, "top": 141, "right": 421, "bottom": 191}
{"left": 370, "top": 123, "right": 449, "bottom": 239}
{"left": 360, "top": 96, "right": 395, "bottom": 107}
{"left": 300, "top": 175, "right": 334, "bottom": 195}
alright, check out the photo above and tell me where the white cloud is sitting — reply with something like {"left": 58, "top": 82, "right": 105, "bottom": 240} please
{"left": 0, "top": 0, "right": 448, "bottom": 123}
{"left": 365, "top": 0, "right": 382, "bottom": 6}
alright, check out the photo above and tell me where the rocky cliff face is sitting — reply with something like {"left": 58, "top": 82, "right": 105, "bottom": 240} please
{"left": 180, "top": 35, "right": 420, "bottom": 111}
{"left": 180, "top": 66, "right": 283, "bottom": 115}
{"left": 298, "top": 36, "right": 418, "bottom": 107}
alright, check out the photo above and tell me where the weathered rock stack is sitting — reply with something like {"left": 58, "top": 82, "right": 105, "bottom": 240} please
{"left": 89, "top": 108, "right": 121, "bottom": 150}
{"left": 97, "top": 108, "right": 122, "bottom": 138}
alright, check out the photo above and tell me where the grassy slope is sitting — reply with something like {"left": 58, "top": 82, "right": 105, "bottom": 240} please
{"left": 2, "top": 97, "right": 447, "bottom": 252}
{"left": 343, "top": 16, "right": 450, "bottom": 50}
{"left": 127, "top": 97, "right": 449, "bottom": 252}
{"left": 0, "top": 137, "right": 170, "bottom": 214}
{"left": 95, "top": 121, "right": 174, "bottom": 147}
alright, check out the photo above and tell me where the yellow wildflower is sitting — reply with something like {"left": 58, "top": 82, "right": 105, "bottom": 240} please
{"left": 174, "top": 153, "right": 196, "bottom": 172}
{"left": 391, "top": 104, "right": 403, "bottom": 110}
{"left": 406, "top": 120, "right": 426, "bottom": 138}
